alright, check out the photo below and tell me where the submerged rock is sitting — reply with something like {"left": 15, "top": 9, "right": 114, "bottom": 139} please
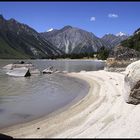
{"left": 3, "top": 61, "right": 40, "bottom": 76}
{"left": 3, "top": 64, "right": 13, "bottom": 70}
{"left": 124, "top": 60, "right": 140, "bottom": 105}
{"left": 42, "top": 66, "right": 54, "bottom": 74}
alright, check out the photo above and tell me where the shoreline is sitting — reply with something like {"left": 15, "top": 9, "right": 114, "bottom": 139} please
{"left": 0, "top": 71, "right": 96, "bottom": 138}
{"left": 0, "top": 58, "right": 106, "bottom": 62}
{"left": 1, "top": 70, "right": 140, "bottom": 138}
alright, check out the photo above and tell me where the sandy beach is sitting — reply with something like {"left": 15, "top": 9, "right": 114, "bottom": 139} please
{"left": 1, "top": 70, "right": 140, "bottom": 138}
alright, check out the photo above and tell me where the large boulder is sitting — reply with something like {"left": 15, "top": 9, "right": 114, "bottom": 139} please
{"left": 124, "top": 60, "right": 140, "bottom": 105}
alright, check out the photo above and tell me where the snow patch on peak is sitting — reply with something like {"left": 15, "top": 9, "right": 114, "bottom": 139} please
{"left": 116, "top": 32, "right": 126, "bottom": 36}
{"left": 47, "top": 28, "right": 53, "bottom": 32}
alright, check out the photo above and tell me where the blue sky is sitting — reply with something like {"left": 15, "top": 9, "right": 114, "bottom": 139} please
{"left": 0, "top": 2, "right": 140, "bottom": 37}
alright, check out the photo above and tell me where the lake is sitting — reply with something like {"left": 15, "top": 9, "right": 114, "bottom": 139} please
{"left": 0, "top": 59, "right": 105, "bottom": 129}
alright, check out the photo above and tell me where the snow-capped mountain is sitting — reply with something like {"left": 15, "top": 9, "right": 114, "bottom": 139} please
{"left": 102, "top": 33, "right": 129, "bottom": 48}
{"left": 116, "top": 32, "right": 127, "bottom": 36}
{"left": 47, "top": 28, "right": 54, "bottom": 32}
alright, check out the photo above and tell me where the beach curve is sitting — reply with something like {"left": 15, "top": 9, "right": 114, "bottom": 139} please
{"left": 1, "top": 70, "right": 140, "bottom": 138}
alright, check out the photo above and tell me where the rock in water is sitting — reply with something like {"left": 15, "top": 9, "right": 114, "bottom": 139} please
{"left": 124, "top": 60, "right": 140, "bottom": 105}
{"left": 6, "top": 67, "right": 31, "bottom": 77}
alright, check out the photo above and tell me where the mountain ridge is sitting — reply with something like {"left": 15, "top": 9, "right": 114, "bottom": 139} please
{"left": 0, "top": 15, "right": 63, "bottom": 59}
{"left": 102, "top": 33, "right": 128, "bottom": 48}
{"left": 40, "top": 25, "right": 111, "bottom": 54}
{"left": 0, "top": 15, "right": 132, "bottom": 59}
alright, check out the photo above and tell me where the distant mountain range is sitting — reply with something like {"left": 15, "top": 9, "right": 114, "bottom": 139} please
{"left": 40, "top": 26, "right": 129, "bottom": 54}
{"left": 108, "top": 29, "right": 140, "bottom": 60}
{"left": 0, "top": 15, "right": 134, "bottom": 59}
{"left": 40, "top": 26, "right": 111, "bottom": 54}
{"left": 102, "top": 33, "right": 128, "bottom": 48}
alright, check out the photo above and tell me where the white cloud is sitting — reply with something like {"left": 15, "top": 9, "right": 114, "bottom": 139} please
{"left": 47, "top": 28, "right": 53, "bottom": 32}
{"left": 90, "top": 16, "right": 96, "bottom": 21}
{"left": 108, "top": 13, "right": 118, "bottom": 18}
